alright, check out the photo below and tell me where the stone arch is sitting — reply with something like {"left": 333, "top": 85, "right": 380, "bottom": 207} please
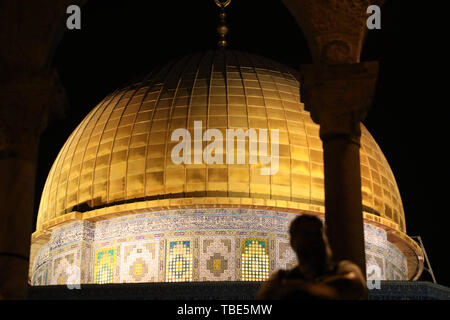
{"left": 282, "top": 0, "right": 386, "bottom": 64}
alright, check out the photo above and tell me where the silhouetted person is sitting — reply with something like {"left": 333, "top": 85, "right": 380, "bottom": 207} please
{"left": 257, "top": 215, "right": 366, "bottom": 300}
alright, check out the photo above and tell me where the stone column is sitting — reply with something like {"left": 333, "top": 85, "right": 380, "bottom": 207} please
{"left": 0, "top": 69, "right": 66, "bottom": 299}
{"left": 300, "top": 62, "right": 379, "bottom": 277}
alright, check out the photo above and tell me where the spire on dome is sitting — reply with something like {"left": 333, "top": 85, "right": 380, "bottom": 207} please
{"left": 214, "top": 0, "right": 231, "bottom": 48}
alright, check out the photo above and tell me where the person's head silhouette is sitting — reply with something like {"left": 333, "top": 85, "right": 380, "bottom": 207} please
{"left": 289, "top": 215, "right": 332, "bottom": 278}
{"left": 257, "top": 214, "right": 367, "bottom": 300}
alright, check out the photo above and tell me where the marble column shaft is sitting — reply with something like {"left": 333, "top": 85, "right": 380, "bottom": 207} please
{"left": 300, "top": 62, "right": 379, "bottom": 278}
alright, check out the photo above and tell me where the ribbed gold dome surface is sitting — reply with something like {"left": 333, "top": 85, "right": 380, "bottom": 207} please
{"left": 36, "top": 50, "right": 406, "bottom": 232}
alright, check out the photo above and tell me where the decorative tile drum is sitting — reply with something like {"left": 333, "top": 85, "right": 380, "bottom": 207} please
{"left": 30, "top": 209, "right": 409, "bottom": 284}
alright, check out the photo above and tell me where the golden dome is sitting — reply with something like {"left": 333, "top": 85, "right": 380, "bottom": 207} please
{"left": 36, "top": 50, "right": 406, "bottom": 233}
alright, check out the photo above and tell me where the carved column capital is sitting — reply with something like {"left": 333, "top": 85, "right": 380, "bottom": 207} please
{"left": 0, "top": 68, "right": 68, "bottom": 160}
{"left": 300, "top": 62, "right": 379, "bottom": 144}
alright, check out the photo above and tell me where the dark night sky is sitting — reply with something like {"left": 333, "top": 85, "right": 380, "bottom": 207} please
{"left": 35, "top": 0, "right": 448, "bottom": 286}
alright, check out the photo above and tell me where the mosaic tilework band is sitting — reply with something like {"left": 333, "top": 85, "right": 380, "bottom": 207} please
{"left": 31, "top": 208, "right": 408, "bottom": 285}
